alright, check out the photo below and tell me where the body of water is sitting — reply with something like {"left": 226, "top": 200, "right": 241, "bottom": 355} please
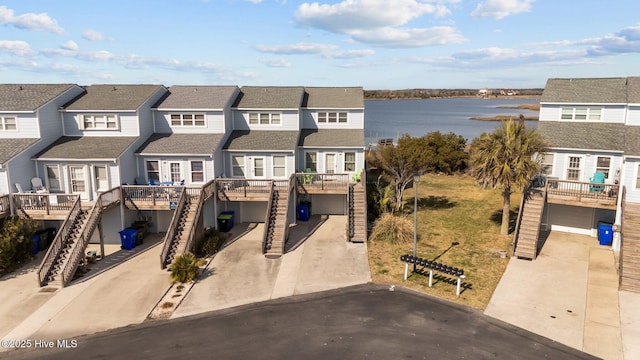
{"left": 364, "top": 97, "right": 539, "bottom": 145}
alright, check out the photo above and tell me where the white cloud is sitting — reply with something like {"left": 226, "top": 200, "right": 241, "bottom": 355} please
{"left": 324, "top": 49, "right": 374, "bottom": 59}
{"left": 0, "top": 40, "right": 32, "bottom": 56}
{"left": 82, "top": 29, "right": 107, "bottom": 41}
{"left": 294, "top": 0, "right": 464, "bottom": 47}
{"left": 60, "top": 40, "right": 79, "bottom": 51}
{"left": 255, "top": 42, "right": 338, "bottom": 55}
{"left": 349, "top": 26, "right": 465, "bottom": 48}
{"left": 260, "top": 58, "right": 292, "bottom": 67}
{"left": 471, "top": 0, "right": 534, "bottom": 19}
{"left": 0, "top": 6, "right": 64, "bottom": 34}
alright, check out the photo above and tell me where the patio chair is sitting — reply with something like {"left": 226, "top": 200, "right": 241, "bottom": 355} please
{"left": 589, "top": 172, "right": 606, "bottom": 193}
{"left": 303, "top": 168, "right": 313, "bottom": 185}
{"left": 31, "top": 177, "right": 47, "bottom": 193}
{"left": 148, "top": 178, "right": 159, "bottom": 186}
{"left": 15, "top": 183, "right": 33, "bottom": 193}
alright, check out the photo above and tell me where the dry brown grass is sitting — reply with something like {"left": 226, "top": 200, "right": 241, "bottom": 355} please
{"left": 367, "top": 173, "right": 520, "bottom": 309}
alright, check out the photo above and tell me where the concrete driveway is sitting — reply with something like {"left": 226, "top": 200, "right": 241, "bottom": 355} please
{"left": 485, "top": 231, "right": 640, "bottom": 360}
{"left": 173, "top": 215, "right": 371, "bottom": 318}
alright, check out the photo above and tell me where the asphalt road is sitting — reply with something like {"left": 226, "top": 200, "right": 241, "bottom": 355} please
{"left": 3, "top": 284, "right": 596, "bottom": 360}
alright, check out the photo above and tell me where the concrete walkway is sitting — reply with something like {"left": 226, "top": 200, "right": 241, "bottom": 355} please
{"left": 0, "top": 215, "right": 370, "bottom": 350}
{"left": 485, "top": 232, "right": 640, "bottom": 360}
{"left": 0, "top": 234, "right": 168, "bottom": 347}
{"left": 173, "top": 215, "right": 371, "bottom": 318}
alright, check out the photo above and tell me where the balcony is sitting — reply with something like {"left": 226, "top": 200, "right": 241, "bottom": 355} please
{"left": 295, "top": 173, "right": 351, "bottom": 194}
{"left": 121, "top": 185, "right": 184, "bottom": 210}
{"left": 546, "top": 178, "right": 619, "bottom": 210}
{"left": 11, "top": 194, "right": 80, "bottom": 220}
{"left": 216, "top": 178, "right": 292, "bottom": 201}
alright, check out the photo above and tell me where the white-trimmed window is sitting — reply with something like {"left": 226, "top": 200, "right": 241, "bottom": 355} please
{"left": 170, "top": 114, "right": 205, "bottom": 127}
{"left": 561, "top": 107, "right": 602, "bottom": 121}
{"left": 82, "top": 114, "right": 118, "bottom": 129}
{"left": 0, "top": 116, "right": 17, "bottom": 130}
{"left": 567, "top": 156, "right": 581, "bottom": 181}
{"left": 596, "top": 156, "right": 611, "bottom": 179}
{"left": 249, "top": 113, "right": 280, "bottom": 125}
{"left": 190, "top": 161, "right": 204, "bottom": 183}
{"left": 636, "top": 164, "right": 640, "bottom": 190}
{"left": 146, "top": 161, "right": 160, "bottom": 182}
{"left": 273, "top": 155, "right": 286, "bottom": 177}
{"left": 344, "top": 152, "right": 356, "bottom": 172}
{"left": 45, "top": 165, "right": 62, "bottom": 193}
{"left": 318, "top": 112, "right": 347, "bottom": 123}
{"left": 540, "top": 153, "right": 554, "bottom": 175}
{"left": 305, "top": 152, "right": 317, "bottom": 172}
{"left": 231, "top": 155, "right": 245, "bottom": 177}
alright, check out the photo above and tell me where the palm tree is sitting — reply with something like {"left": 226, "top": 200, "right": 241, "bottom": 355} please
{"left": 469, "top": 120, "right": 547, "bottom": 235}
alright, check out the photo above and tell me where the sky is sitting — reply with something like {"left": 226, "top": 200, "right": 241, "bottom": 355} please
{"left": 1, "top": 0, "right": 640, "bottom": 89}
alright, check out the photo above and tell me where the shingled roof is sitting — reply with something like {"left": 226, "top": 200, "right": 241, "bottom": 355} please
{"left": 0, "top": 84, "right": 78, "bottom": 111}
{"left": 627, "top": 77, "right": 640, "bottom": 104}
{"left": 536, "top": 121, "right": 626, "bottom": 152}
{"left": 234, "top": 86, "right": 305, "bottom": 109}
{"left": 0, "top": 138, "right": 38, "bottom": 164}
{"left": 298, "top": 129, "right": 364, "bottom": 147}
{"left": 540, "top": 78, "right": 628, "bottom": 104}
{"left": 35, "top": 136, "right": 138, "bottom": 160}
{"left": 223, "top": 130, "right": 299, "bottom": 151}
{"left": 64, "top": 84, "right": 166, "bottom": 111}
{"left": 136, "top": 133, "right": 225, "bottom": 155}
{"left": 303, "top": 87, "right": 364, "bottom": 109}
{"left": 154, "top": 86, "right": 239, "bottom": 109}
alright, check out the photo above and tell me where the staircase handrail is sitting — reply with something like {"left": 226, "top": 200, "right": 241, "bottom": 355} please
{"left": 262, "top": 181, "right": 275, "bottom": 253}
{"left": 37, "top": 195, "right": 81, "bottom": 286}
{"left": 183, "top": 186, "right": 207, "bottom": 256}
{"left": 160, "top": 187, "right": 188, "bottom": 269}
{"left": 512, "top": 186, "right": 529, "bottom": 255}
{"left": 61, "top": 194, "right": 105, "bottom": 285}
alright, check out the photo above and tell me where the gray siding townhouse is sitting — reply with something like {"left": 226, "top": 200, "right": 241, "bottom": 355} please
{"left": 0, "top": 84, "right": 84, "bottom": 196}
{"left": 514, "top": 77, "right": 640, "bottom": 291}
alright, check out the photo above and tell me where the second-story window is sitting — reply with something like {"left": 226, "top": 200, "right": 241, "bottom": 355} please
{"left": 0, "top": 116, "right": 16, "bottom": 130}
{"left": 318, "top": 112, "right": 347, "bottom": 123}
{"left": 82, "top": 114, "right": 118, "bottom": 129}
{"left": 561, "top": 107, "right": 602, "bottom": 121}
{"left": 170, "top": 114, "right": 205, "bottom": 127}
{"left": 249, "top": 113, "right": 280, "bottom": 125}
{"left": 596, "top": 156, "right": 611, "bottom": 179}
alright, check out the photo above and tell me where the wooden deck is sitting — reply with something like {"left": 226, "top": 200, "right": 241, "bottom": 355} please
{"left": 0, "top": 194, "right": 10, "bottom": 219}
{"left": 546, "top": 178, "right": 618, "bottom": 210}
{"left": 295, "top": 173, "right": 350, "bottom": 194}
{"left": 12, "top": 193, "right": 80, "bottom": 220}
{"left": 122, "top": 185, "right": 184, "bottom": 210}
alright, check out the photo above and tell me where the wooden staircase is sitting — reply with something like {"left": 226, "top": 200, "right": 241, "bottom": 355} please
{"left": 513, "top": 188, "right": 546, "bottom": 260}
{"left": 264, "top": 188, "right": 290, "bottom": 258}
{"left": 621, "top": 203, "right": 640, "bottom": 292}
{"left": 161, "top": 194, "right": 200, "bottom": 269}
{"left": 348, "top": 181, "right": 367, "bottom": 243}
{"left": 40, "top": 209, "right": 88, "bottom": 287}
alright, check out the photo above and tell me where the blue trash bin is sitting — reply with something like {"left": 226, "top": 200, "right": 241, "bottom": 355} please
{"left": 598, "top": 223, "right": 613, "bottom": 246}
{"left": 31, "top": 234, "right": 40, "bottom": 255}
{"left": 119, "top": 228, "right": 138, "bottom": 250}
{"left": 297, "top": 203, "right": 309, "bottom": 221}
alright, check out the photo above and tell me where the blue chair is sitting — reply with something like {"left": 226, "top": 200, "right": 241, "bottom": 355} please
{"left": 148, "top": 178, "right": 159, "bottom": 186}
{"left": 589, "top": 172, "right": 605, "bottom": 193}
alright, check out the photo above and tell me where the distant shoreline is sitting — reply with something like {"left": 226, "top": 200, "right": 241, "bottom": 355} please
{"left": 470, "top": 103, "right": 540, "bottom": 121}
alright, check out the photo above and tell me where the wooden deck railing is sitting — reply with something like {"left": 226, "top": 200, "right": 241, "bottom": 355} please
{"left": 160, "top": 189, "right": 189, "bottom": 269}
{"left": 216, "top": 179, "right": 274, "bottom": 198}
{"left": 12, "top": 193, "right": 78, "bottom": 214}
{"left": 546, "top": 178, "right": 619, "bottom": 205}
{"left": 295, "top": 173, "right": 350, "bottom": 191}
{"left": 0, "top": 194, "right": 9, "bottom": 217}
{"left": 121, "top": 185, "right": 183, "bottom": 206}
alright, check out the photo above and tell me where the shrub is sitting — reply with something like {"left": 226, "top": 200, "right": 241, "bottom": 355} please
{"left": 0, "top": 216, "right": 40, "bottom": 275}
{"left": 369, "top": 213, "right": 413, "bottom": 245}
{"left": 195, "top": 228, "right": 225, "bottom": 257}
{"left": 170, "top": 252, "right": 204, "bottom": 283}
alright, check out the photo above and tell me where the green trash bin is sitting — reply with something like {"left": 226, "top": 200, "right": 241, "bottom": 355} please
{"left": 217, "top": 214, "right": 233, "bottom": 232}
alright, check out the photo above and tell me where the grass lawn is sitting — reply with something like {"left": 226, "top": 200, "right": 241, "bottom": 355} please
{"left": 367, "top": 173, "right": 521, "bottom": 309}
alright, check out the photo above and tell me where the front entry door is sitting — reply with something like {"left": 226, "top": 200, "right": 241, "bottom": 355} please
{"left": 69, "top": 165, "right": 89, "bottom": 200}
{"left": 252, "top": 157, "right": 265, "bottom": 178}
{"left": 325, "top": 153, "right": 336, "bottom": 174}
{"left": 169, "top": 162, "right": 182, "bottom": 184}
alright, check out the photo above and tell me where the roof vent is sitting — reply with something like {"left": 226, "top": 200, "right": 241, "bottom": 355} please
{"left": 19, "top": 86, "right": 23, "bottom": 91}
{"left": 113, "top": 86, "right": 117, "bottom": 91}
